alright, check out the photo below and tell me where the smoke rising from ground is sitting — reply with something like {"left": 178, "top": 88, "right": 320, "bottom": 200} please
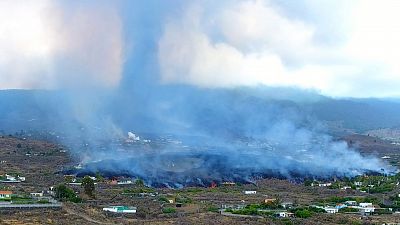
{"left": 0, "top": 1, "right": 394, "bottom": 186}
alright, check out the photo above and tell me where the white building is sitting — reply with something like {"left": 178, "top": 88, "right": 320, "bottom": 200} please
{"left": 359, "top": 203, "right": 373, "bottom": 208}
{"left": 243, "top": 191, "right": 257, "bottom": 195}
{"left": 354, "top": 181, "right": 363, "bottom": 186}
{"left": 30, "top": 192, "right": 44, "bottom": 198}
{"left": 318, "top": 183, "right": 332, "bottom": 187}
{"left": 324, "top": 207, "right": 338, "bottom": 214}
{"left": 359, "top": 206, "right": 375, "bottom": 215}
{"left": 117, "top": 180, "right": 133, "bottom": 185}
{"left": 275, "top": 212, "right": 294, "bottom": 218}
{"left": 345, "top": 201, "right": 357, "bottom": 206}
{"left": 103, "top": 206, "right": 137, "bottom": 213}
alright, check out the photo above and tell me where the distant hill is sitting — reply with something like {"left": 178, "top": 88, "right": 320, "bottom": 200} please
{"left": 1, "top": 89, "right": 400, "bottom": 136}
{"left": 309, "top": 98, "right": 400, "bottom": 132}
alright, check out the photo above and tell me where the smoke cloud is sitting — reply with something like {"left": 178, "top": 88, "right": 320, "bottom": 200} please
{"left": 0, "top": 0, "right": 124, "bottom": 89}
{"left": 0, "top": 0, "right": 395, "bottom": 186}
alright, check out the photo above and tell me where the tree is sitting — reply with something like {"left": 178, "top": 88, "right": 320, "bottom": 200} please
{"left": 295, "top": 209, "right": 312, "bottom": 218}
{"left": 81, "top": 176, "right": 95, "bottom": 198}
{"left": 135, "top": 179, "right": 144, "bottom": 186}
{"left": 95, "top": 172, "right": 104, "bottom": 182}
{"left": 54, "top": 184, "right": 82, "bottom": 203}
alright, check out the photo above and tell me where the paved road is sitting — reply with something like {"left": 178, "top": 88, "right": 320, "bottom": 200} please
{"left": 0, "top": 203, "right": 62, "bottom": 208}
{"left": 220, "top": 211, "right": 264, "bottom": 219}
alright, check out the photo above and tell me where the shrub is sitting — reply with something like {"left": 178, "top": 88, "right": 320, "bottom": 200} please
{"left": 162, "top": 207, "right": 176, "bottom": 214}
{"left": 295, "top": 209, "right": 312, "bottom": 218}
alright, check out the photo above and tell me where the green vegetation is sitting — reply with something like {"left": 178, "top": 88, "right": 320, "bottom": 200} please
{"left": 123, "top": 187, "right": 155, "bottom": 195}
{"left": 162, "top": 207, "right": 176, "bottom": 213}
{"left": 339, "top": 207, "right": 359, "bottom": 213}
{"left": 95, "top": 172, "right": 104, "bottom": 182}
{"left": 308, "top": 206, "right": 326, "bottom": 213}
{"left": 135, "top": 179, "right": 144, "bottom": 186}
{"left": 175, "top": 195, "right": 192, "bottom": 204}
{"left": 37, "top": 199, "right": 50, "bottom": 204}
{"left": 293, "top": 209, "right": 312, "bottom": 218}
{"left": 324, "top": 174, "right": 400, "bottom": 194}
{"left": 81, "top": 176, "right": 95, "bottom": 198}
{"left": 158, "top": 196, "right": 169, "bottom": 203}
{"left": 55, "top": 184, "right": 82, "bottom": 203}
{"left": 207, "top": 206, "right": 219, "bottom": 212}
{"left": 11, "top": 196, "right": 34, "bottom": 204}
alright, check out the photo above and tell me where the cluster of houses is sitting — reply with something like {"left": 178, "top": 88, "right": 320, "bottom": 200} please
{"left": 315, "top": 201, "right": 376, "bottom": 216}
{"left": 0, "top": 174, "right": 25, "bottom": 183}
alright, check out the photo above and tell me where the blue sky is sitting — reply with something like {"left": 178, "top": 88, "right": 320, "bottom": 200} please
{"left": 1, "top": 0, "right": 400, "bottom": 97}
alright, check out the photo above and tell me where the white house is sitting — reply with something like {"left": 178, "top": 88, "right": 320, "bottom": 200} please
{"left": 341, "top": 186, "right": 352, "bottom": 190}
{"left": 354, "top": 181, "right": 363, "bottom": 186}
{"left": 275, "top": 212, "right": 294, "bottom": 218}
{"left": 345, "top": 201, "right": 357, "bottom": 206}
{"left": 30, "top": 192, "right": 44, "bottom": 198}
{"left": 117, "top": 180, "right": 133, "bottom": 185}
{"left": 103, "top": 206, "right": 137, "bottom": 213}
{"left": 244, "top": 191, "right": 257, "bottom": 195}
{"left": 359, "top": 206, "right": 375, "bottom": 215}
{"left": 359, "top": 203, "right": 373, "bottom": 208}
{"left": 324, "top": 207, "right": 338, "bottom": 214}
{"left": 318, "top": 183, "right": 332, "bottom": 187}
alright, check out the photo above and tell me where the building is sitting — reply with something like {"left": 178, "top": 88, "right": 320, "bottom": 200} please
{"left": 318, "top": 183, "right": 332, "bottom": 187}
{"left": 244, "top": 191, "right": 257, "bottom": 195}
{"left": 221, "top": 182, "right": 236, "bottom": 186}
{"left": 30, "top": 192, "right": 44, "bottom": 198}
{"left": 281, "top": 201, "right": 294, "bottom": 209}
{"left": 221, "top": 204, "right": 245, "bottom": 210}
{"left": 359, "top": 206, "right": 375, "bottom": 215}
{"left": 341, "top": 186, "right": 352, "bottom": 190}
{"left": 345, "top": 201, "right": 357, "bottom": 206}
{"left": 359, "top": 203, "right": 373, "bottom": 208}
{"left": 324, "top": 207, "right": 339, "bottom": 214}
{"left": 354, "top": 181, "right": 363, "bottom": 186}
{"left": 264, "top": 198, "right": 277, "bottom": 204}
{"left": 117, "top": 180, "right": 133, "bottom": 185}
{"left": 0, "top": 191, "right": 12, "bottom": 200}
{"left": 103, "top": 206, "right": 137, "bottom": 213}
{"left": 275, "top": 212, "right": 294, "bottom": 218}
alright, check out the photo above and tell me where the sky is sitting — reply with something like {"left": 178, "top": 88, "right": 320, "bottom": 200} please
{"left": 1, "top": 0, "right": 400, "bottom": 97}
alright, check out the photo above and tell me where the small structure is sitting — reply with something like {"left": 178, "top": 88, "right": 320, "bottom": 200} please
{"left": 281, "top": 201, "right": 294, "bottom": 209}
{"left": 0, "top": 174, "right": 25, "bottom": 183}
{"left": 244, "top": 190, "right": 257, "bottom": 195}
{"left": 221, "top": 204, "right": 245, "bottom": 210}
{"left": 336, "top": 203, "right": 347, "bottom": 209}
{"left": 275, "top": 212, "right": 294, "bottom": 218}
{"left": 318, "top": 183, "right": 332, "bottom": 187}
{"left": 324, "top": 207, "right": 338, "bottom": 214}
{"left": 341, "top": 186, "right": 352, "bottom": 190}
{"left": 222, "top": 182, "right": 236, "bottom": 186}
{"left": 359, "top": 203, "right": 373, "bottom": 208}
{"left": 30, "top": 192, "right": 44, "bottom": 198}
{"left": 168, "top": 199, "right": 174, "bottom": 204}
{"left": 359, "top": 206, "right": 375, "bottom": 215}
{"left": 103, "top": 206, "right": 137, "bottom": 214}
{"left": 264, "top": 198, "right": 277, "bottom": 204}
{"left": 354, "top": 181, "right": 363, "bottom": 186}
{"left": 0, "top": 191, "right": 12, "bottom": 200}
{"left": 345, "top": 201, "right": 357, "bottom": 206}
{"left": 117, "top": 180, "right": 133, "bottom": 185}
